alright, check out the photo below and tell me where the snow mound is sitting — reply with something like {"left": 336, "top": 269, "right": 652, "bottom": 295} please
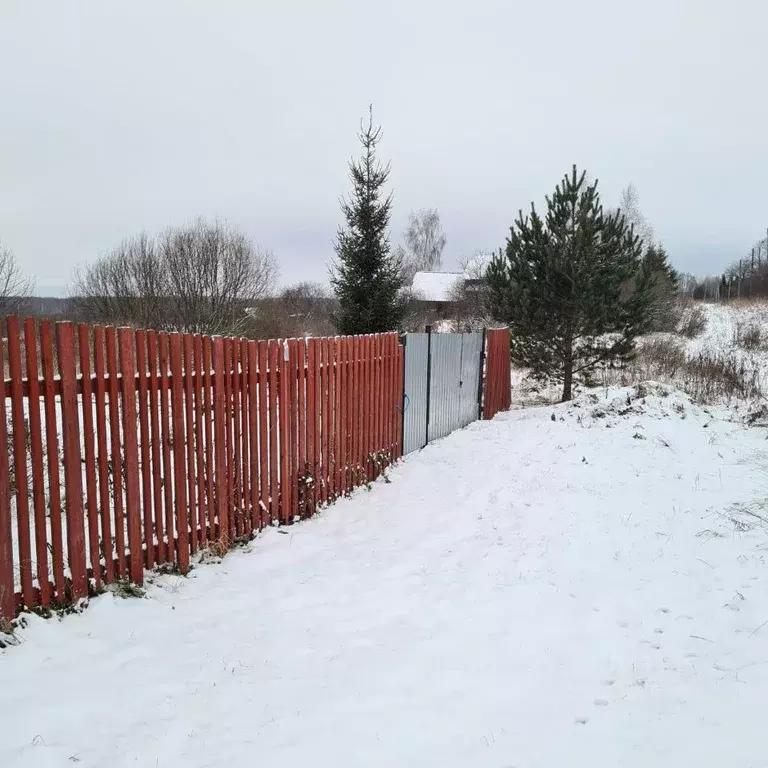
{"left": 558, "top": 382, "right": 703, "bottom": 427}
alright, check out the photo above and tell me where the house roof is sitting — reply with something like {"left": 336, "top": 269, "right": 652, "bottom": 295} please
{"left": 411, "top": 271, "right": 463, "bottom": 302}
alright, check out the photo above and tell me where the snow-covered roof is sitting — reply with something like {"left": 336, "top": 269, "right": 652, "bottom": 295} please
{"left": 411, "top": 271, "right": 463, "bottom": 302}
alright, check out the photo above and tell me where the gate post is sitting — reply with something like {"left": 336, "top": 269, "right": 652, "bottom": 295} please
{"left": 424, "top": 325, "right": 432, "bottom": 448}
{"left": 477, "top": 327, "right": 487, "bottom": 420}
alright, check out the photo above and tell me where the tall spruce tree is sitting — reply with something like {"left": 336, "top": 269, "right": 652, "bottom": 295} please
{"left": 486, "top": 166, "right": 653, "bottom": 401}
{"left": 331, "top": 108, "right": 405, "bottom": 334}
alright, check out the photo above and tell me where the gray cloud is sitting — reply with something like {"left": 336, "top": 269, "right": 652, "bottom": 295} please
{"left": 1, "top": 0, "right": 766, "bottom": 295}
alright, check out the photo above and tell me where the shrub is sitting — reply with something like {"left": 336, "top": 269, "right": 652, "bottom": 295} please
{"left": 733, "top": 321, "right": 763, "bottom": 350}
{"left": 677, "top": 304, "right": 707, "bottom": 338}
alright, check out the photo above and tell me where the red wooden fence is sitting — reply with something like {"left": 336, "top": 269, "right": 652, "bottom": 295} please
{"left": 0, "top": 320, "right": 404, "bottom": 619}
{"left": 483, "top": 328, "right": 511, "bottom": 419}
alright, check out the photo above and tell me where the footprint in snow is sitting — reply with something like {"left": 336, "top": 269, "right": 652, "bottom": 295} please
{"left": 593, "top": 698, "right": 609, "bottom": 707}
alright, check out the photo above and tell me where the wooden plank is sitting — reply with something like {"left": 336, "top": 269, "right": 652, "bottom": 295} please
{"left": 78, "top": 324, "right": 101, "bottom": 584}
{"left": 0, "top": 331, "right": 16, "bottom": 619}
{"left": 306, "top": 338, "right": 316, "bottom": 515}
{"left": 24, "top": 319, "right": 50, "bottom": 603}
{"left": 158, "top": 333, "right": 175, "bottom": 564}
{"left": 247, "top": 341, "right": 259, "bottom": 532}
{"left": 350, "top": 335, "right": 358, "bottom": 489}
{"left": 230, "top": 339, "right": 242, "bottom": 537}
{"left": 194, "top": 335, "right": 206, "bottom": 545}
{"left": 183, "top": 335, "right": 198, "bottom": 553}
{"left": 385, "top": 335, "right": 394, "bottom": 459}
{"left": 297, "top": 339, "right": 307, "bottom": 518}
{"left": 375, "top": 335, "right": 384, "bottom": 474}
{"left": 257, "top": 341, "right": 269, "bottom": 528}
{"left": 40, "top": 321, "right": 67, "bottom": 600}
{"left": 93, "top": 327, "right": 113, "bottom": 583}
{"left": 56, "top": 322, "right": 88, "bottom": 600}
{"left": 169, "top": 334, "right": 190, "bottom": 572}
{"left": 146, "top": 331, "right": 165, "bottom": 563}
{"left": 212, "top": 338, "right": 227, "bottom": 542}
{"left": 117, "top": 327, "right": 143, "bottom": 585}
{"left": 268, "top": 340, "right": 279, "bottom": 525}
{"left": 203, "top": 337, "right": 214, "bottom": 541}
{"left": 238, "top": 339, "right": 250, "bottom": 534}
{"left": 339, "top": 337, "right": 348, "bottom": 495}
{"left": 135, "top": 330, "right": 153, "bottom": 569}
{"left": 332, "top": 337, "right": 341, "bottom": 496}
{"left": 105, "top": 327, "right": 126, "bottom": 576}
{"left": 278, "top": 340, "right": 290, "bottom": 522}
{"left": 319, "top": 338, "right": 329, "bottom": 505}
{"left": 223, "top": 338, "right": 235, "bottom": 542}
{"left": 6, "top": 317, "right": 34, "bottom": 605}
{"left": 367, "top": 335, "right": 375, "bottom": 479}
{"left": 288, "top": 338, "right": 299, "bottom": 520}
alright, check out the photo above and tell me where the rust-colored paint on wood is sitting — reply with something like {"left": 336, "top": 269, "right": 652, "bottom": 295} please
{"left": 333, "top": 337, "right": 342, "bottom": 496}
{"left": 257, "top": 341, "right": 269, "bottom": 528}
{"left": 288, "top": 339, "right": 299, "bottom": 520}
{"left": 278, "top": 339, "right": 290, "bottom": 523}
{"left": 268, "top": 340, "right": 279, "bottom": 525}
{"left": 306, "top": 339, "right": 316, "bottom": 515}
{"left": 297, "top": 339, "right": 307, "bottom": 518}
{"left": 6, "top": 317, "right": 34, "bottom": 604}
{"left": 135, "top": 330, "right": 153, "bottom": 569}
{"left": 78, "top": 324, "right": 101, "bottom": 583}
{"left": 203, "top": 337, "right": 215, "bottom": 540}
{"left": 230, "top": 339, "right": 242, "bottom": 537}
{"left": 247, "top": 341, "right": 259, "bottom": 531}
{"left": 158, "top": 333, "right": 175, "bottom": 563}
{"left": 117, "top": 327, "right": 143, "bottom": 586}
{"left": 350, "top": 335, "right": 359, "bottom": 487}
{"left": 169, "top": 334, "right": 190, "bottom": 573}
{"left": 183, "top": 335, "right": 198, "bottom": 552}
{"left": 40, "top": 321, "right": 66, "bottom": 600}
{"left": 0, "top": 376, "right": 16, "bottom": 611}
{"left": 25, "top": 319, "right": 50, "bottom": 602}
{"left": 57, "top": 323, "right": 88, "bottom": 599}
{"left": 105, "top": 327, "right": 126, "bottom": 576}
{"left": 193, "top": 335, "right": 206, "bottom": 545}
{"left": 212, "top": 338, "right": 227, "bottom": 541}
{"left": 0, "top": 333, "right": 16, "bottom": 619}
{"left": 146, "top": 331, "right": 165, "bottom": 563}
{"left": 92, "top": 327, "right": 114, "bottom": 583}
{"left": 319, "top": 338, "right": 329, "bottom": 505}
{"left": 222, "top": 339, "right": 234, "bottom": 541}
{"left": 341, "top": 337, "right": 350, "bottom": 495}
{"left": 192, "top": 336, "right": 206, "bottom": 545}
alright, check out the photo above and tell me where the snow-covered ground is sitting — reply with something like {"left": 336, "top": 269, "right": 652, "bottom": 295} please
{"left": 3, "top": 382, "right": 768, "bottom": 767}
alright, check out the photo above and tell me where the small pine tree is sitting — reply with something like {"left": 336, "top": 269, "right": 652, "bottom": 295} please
{"left": 486, "top": 166, "right": 653, "bottom": 402}
{"left": 331, "top": 107, "right": 405, "bottom": 334}
{"left": 644, "top": 243, "right": 680, "bottom": 331}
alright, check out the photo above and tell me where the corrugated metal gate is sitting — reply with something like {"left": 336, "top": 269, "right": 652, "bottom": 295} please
{"left": 402, "top": 330, "right": 485, "bottom": 454}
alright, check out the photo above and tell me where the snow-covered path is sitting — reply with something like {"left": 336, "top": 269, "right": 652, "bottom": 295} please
{"left": 4, "top": 385, "right": 768, "bottom": 767}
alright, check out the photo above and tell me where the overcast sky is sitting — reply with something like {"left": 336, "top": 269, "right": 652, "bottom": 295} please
{"left": 1, "top": 0, "right": 767, "bottom": 295}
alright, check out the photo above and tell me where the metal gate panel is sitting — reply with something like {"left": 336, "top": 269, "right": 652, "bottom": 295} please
{"left": 402, "top": 333, "right": 429, "bottom": 454}
{"left": 457, "top": 332, "right": 484, "bottom": 429}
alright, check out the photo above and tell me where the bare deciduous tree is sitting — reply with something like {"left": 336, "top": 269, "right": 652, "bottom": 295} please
{"left": 72, "top": 219, "right": 278, "bottom": 335}
{"left": 0, "top": 240, "right": 34, "bottom": 316}
{"left": 618, "top": 184, "right": 654, "bottom": 247}
{"left": 400, "top": 209, "right": 447, "bottom": 283}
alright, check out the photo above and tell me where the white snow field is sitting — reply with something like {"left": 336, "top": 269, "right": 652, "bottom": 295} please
{"left": 3, "top": 383, "right": 768, "bottom": 767}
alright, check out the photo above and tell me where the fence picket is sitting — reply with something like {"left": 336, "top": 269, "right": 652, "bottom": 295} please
{"left": 6, "top": 317, "right": 34, "bottom": 605}
{"left": 268, "top": 340, "right": 279, "bottom": 525}
{"left": 25, "top": 319, "right": 50, "bottom": 603}
{"left": 184, "top": 335, "right": 198, "bottom": 552}
{"left": 93, "top": 327, "right": 113, "bottom": 583}
{"left": 169, "top": 335, "right": 190, "bottom": 572}
{"left": 147, "top": 331, "right": 165, "bottom": 563}
{"left": 212, "top": 338, "right": 227, "bottom": 542}
{"left": 257, "top": 341, "right": 269, "bottom": 528}
{"left": 117, "top": 327, "right": 142, "bottom": 586}
{"left": 0, "top": 332, "right": 15, "bottom": 620}
{"left": 57, "top": 323, "right": 88, "bottom": 600}
{"left": 135, "top": 330, "right": 153, "bottom": 569}
{"left": 78, "top": 324, "right": 101, "bottom": 583}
